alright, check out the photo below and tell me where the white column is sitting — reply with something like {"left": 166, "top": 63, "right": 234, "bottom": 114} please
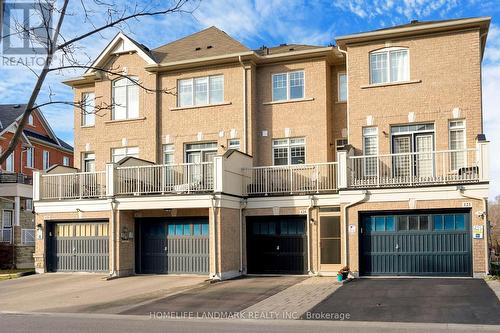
{"left": 32, "top": 171, "right": 40, "bottom": 201}
{"left": 476, "top": 140, "right": 489, "bottom": 182}
{"left": 14, "top": 196, "right": 20, "bottom": 227}
{"left": 213, "top": 156, "right": 223, "bottom": 193}
{"left": 337, "top": 151, "right": 348, "bottom": 189}
{"left": 105, "top": 163, "right": 116, "bottom": 197}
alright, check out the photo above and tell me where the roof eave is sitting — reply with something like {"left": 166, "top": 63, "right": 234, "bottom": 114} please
{"left": 336, "top": 17, "right": 491, "bottom": 47}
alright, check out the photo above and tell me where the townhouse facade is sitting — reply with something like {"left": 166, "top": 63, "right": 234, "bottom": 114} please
{"left": 33, "top": 17, "right": 491, "bottom": 278}
{"left": 0, "top": 105, "right": 73, "bottom": 268}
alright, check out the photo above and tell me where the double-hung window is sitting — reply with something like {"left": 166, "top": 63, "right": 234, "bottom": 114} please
{"left": 111, "top": 147, "right": 139, "bottom": 163}
{"left": 63, "top": 156, "right": 70, "bottom": 166}
{"left": 112, "top": 76, "right": 139, "bottom": 120}
{"left": 42, "top": 150, "right": 50, "bottom": 170}
{"left": 338, "top": 73, "right": 347, "bottom": 102}
{"left": 370, "top": 48, "right": 409, "bottom": 84}
{"left": 82, "top": 153, "right": 95, "bottom": 172}
{"left": 272, "top": 138, "right": 305, "bottom": 165}
{"left": 449, "top": 120, "right": 466, "bottom": 170}
{"left": 26, "top": 147, "right": 34, "bottom": 168}
{"left": 362, "top": 127, "right": 378, "bottom": 177}
{"left": 272, "top": 71, "right": 304, "bottom": 101}
{"left": 163, "top": 144, "right": 174, "bottom": 165}
{"left": 177, "top": 75, "right": 224, "bottom": 107}
{"left": 82, "top": 92, "right": 95, "bottom": 126}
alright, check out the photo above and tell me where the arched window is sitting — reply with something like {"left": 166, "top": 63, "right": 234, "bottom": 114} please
{"left": 112, "top": 76, "right": 139, "bottom": 120}
{"left": 28, "top": 114, "right": 34, "bottom": 126}
{"left": 369, "top": 47, "right": 409, "bottom": 84}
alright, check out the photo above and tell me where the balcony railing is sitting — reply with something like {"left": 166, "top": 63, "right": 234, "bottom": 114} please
{"left": 115, "top": 162, "right": 214, "bottom": 196}
{"left": 40, "top": 171, "right": 106, "bottom": 200}
{"left": 348, "top": 149, "right": 479, "bottom": 188}
{"left": 0, "top": 228, "right": 12, "bottom": 243}
{"left": 243, "top": 162, "right": 338, "bottom": 196}
{"left": 21, "top": 229, "right": 35, "bottom": 245}
{"left": 0, "top": 172, "right": 32, "bottom": 185}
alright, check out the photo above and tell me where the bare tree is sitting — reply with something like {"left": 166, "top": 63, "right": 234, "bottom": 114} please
{"left": 0, "top": 0, "right": 195, "bottom": 164}
{"left": 489, "top": 195, "right": 500, "bottom": 258}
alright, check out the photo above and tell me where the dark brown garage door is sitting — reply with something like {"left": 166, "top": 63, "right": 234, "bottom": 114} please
{"left": 247, "top": 216, "right": 307, "bottom": 274}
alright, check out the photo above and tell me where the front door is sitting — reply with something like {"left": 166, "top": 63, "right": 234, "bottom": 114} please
{"left": 319, "top": 216, "right": 342, "bottom": 271}
{"left": 393, "top": 135, "right": 411, "bottom": 178}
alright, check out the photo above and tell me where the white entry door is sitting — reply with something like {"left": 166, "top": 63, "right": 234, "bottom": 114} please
{"left": 393, "top": 136, "right": 411, "bottom": 178}
{"left": 415, "top": 134, "right": 434, "bottom": 178}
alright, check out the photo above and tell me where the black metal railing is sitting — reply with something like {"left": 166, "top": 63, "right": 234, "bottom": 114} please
{"left": 0, "top": 172, "right": 32, "bottom": 185}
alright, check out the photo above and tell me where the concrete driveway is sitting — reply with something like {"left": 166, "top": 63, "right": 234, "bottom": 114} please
{"left": 122, "top": 276, "right": 305, "bottom": 316}
{"left": 0, "top": 273, "right": 206, "bottom": 314}
{"left": 307, "top": 278, "right": 500, "bottom": 325}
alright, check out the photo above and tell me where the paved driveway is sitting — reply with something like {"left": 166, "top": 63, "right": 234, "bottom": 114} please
{"left": 0, "top": 274, "right": 206, "bottom": 314}
{"left": 307, "top": 278, "right": 500, "bottom": 325}
{"left": 122, "top": 276, "right": 305, "bottom": 316}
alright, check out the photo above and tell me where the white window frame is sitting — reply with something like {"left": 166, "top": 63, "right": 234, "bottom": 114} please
{"left": 272, "top": 70, "right": 305, "bottom": 102}
{"left": 82, "top": 152, "right": 95, "bottom": 172}
{"left": 42, "top": 150, "right": 50, "bottom": 170}
{"left": 5, "top": 152, "right": 14, "bottom": 172}
{"left": 448, "top": 120, "right": 467, "bottom": 171}
{"left": 272, "top": 137, "right": 306, "bottom": 165}
{"left": 362, "top": 127, "right": 378, "bottom": 177}
{"left": 81, "top": 92, "right": 96, "bottom": 126}
{"left": 228, "top": 139, "right": 240, "bottom": 150}
{"left": 25, "top": 199, "right": 33, "bottom": 211}
{"left": 62, "top": 156, "right": 70, "bottom": 166}
{"left": 338, "top": 72, "right": 347, "bottom": 102}
{"left": 111, "top": 146, "right": 139, "bottom": 163}
{"left": 369, "top": 47, "right": 410, "bottom": 85}
{"left": 112, "top": 76, "right": 139, "bottom": 120}
{"left": 28, "top": 114, "right": 34, "bottom": 126}
{"left": 2, "top": 209, "right": 13, "bottom": 228}
{"left": 26, "top": 147, "right": 34, "bottom": 168}
{"left": 163, "top": 144, "right": 174, "bottom": 165}
{"left": 177, "top": 75, "right": 224, "bottom": 107}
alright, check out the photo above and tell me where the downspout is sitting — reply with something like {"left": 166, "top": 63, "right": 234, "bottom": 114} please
{"left": 457, "top": 186, "right": 489, "bottom": 275}
{"left": 239, "top": 198, "right": 247, "bottom": 273}
{"left": 109, "top": 198, "right": 117, "bottom": 277}
{"left": 306, "top": 195, "right": 315, "bottom": 274}
{"left": 211, "top": 194, "right": 220, "bottom": 280}
{"left": 238, "top": 56, "right": 248, "bottom": 154}
{"left": 337, "top": 45, "right": 349, "bottom": 144}
{"left": 342, "top": 190, "right": 367, "bottom": 270}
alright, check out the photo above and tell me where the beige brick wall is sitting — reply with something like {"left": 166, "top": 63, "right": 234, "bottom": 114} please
{"left": 347, "top": 29, "right": 482, "bottom": 154}
{"left": 73, "top": 53, "right": 158, "bottom": 171}
{"left": 217, "top": 207, "right": 241, "bottom": 274}
{"left": 346, "top": 198, "right": 487, "bottom": 274}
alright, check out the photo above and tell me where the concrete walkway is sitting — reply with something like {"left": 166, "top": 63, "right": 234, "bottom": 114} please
{"left": 486, "top": 279, "right": 500, "bottom": 301}
{"left": 242, "top": 277, "right": 342, "bottom": 319}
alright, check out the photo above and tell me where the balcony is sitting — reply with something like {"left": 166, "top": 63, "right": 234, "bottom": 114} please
{"left": 40, "top": 171, "right": 107, "bottom": 200}
{"left": 0, "top": 172, "right": 32, "bottom": 185}
{"left": 243, "top": 163, "right": 338, "bottom": 196}
{"left": 348, "top": 149, "right": 481, "bottom": 188}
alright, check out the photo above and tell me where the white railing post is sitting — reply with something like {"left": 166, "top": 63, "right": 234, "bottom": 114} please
{"left": 33, "top": 171, "right": 40, "bottom": 201}
{"left": 337, "top": 151, "right": 348, "bottom": 189}
{"left": 476, "top": 140, "right": 489, "bottom": 182}
{"left": 106, "top": 163, "right": 116, "bottom": 197}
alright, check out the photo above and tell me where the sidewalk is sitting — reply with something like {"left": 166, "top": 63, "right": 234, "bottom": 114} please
{"left": 242, "top": 276, "right": 341, "bottom": 319}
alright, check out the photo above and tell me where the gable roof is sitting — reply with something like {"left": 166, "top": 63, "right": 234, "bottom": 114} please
{"left": 151, "top": 26, "right": 250, "bottom": 63}
{"left": 0, "top": 104, "right": 73, "bottom": 152}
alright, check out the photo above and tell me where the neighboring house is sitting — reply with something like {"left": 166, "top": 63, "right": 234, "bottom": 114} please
{"left": 0, "top": 105, "right": 73, "bottom": 268}
{"left": 33, "top": 17, "right": 491, "bottom": 279}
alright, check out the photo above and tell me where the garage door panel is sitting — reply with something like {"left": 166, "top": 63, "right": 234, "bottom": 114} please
{"left": 48, "top": 222, "right": 109, "bottom": 273}
{"left": 360, "top": 212, "right": 471, "bottom": 277}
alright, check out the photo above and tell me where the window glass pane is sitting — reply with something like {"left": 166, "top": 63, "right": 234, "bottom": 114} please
{"left": 179, "top": 79, "right": 193, "bottom": 107}
{"left": 419, "top": 216, "right": 429, "bottom": 230}
{"left": 168, "top": 224, "right": 175, "bottom": 235}
{"left": 364, "top": 216, "right": 373, "bottom": 231}
{"left": 268, "top": 222, "right": 276, "bottom": 235}
{"left": 113, "top": 85, "right": 127, "bottom": 120}
{"left": 290, "top": 146, "right": 305, "bottom": 165}
{"left": 175, "top": 224, "right": 183, "bottom": 236}
{"left": 444, "top": 215, "right": 455, "bottom": 230}
{"left": 281, "top": 221, "right": 288, "bottom": 235}
{"left": 390, "top": 49, "right": 409, "bottom": 82}
{"left": 273, "top": 147, "right": 288, "bottom": 165}
{"left": 409, "top": 216, "right": 419, "bottom": 230}
{"left": 194, "top": 77, "right": 208, "bottom": 105}
{"left": 127, "top": 84, "right": 139, "bottom": 118}
{"left": 375, "top": 217, "right": 385, "bottom": 231}
{"left": 289, "top": 71, "right": 304, "bottom": 99}
{"left": 433, "top": 215, "right": 443, "bottom": 230}
{"left": 455, "top": 215, "right": 465, "bottom": 230}
{"left": 201, "top": 223, "right": 209, "bottom": 235}
{"left": 82, "top": 93, "right": 95, "bottom": 126}
{"left": 338, "top": 73, "right": 347, "bottom": 101}
{"left": 272, "top": 74, "right": 287, "bottom": 101}
{"left": 209, "top": 75, "right": 224, "bottom": 104}
{"left": 183, "top": 224, "right": 191, "bottom": 236}
{"left": 385, "top": 216, "right": 395, "bottom": 231}
{"left": 296, "top": 221, "right": 304, "bottom": 234}
{"left": 228, "top": 139, "right": 240, "bottom": 150}
{"left": 397, "top": 216, "right": 407, "bottom": 231}
{"left": 370, "top": 52, "right": 387, "bottom": 84}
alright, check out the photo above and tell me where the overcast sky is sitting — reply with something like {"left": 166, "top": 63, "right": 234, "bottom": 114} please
{"left": 0, "top": 0, "right": 498, "bottom": 196}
